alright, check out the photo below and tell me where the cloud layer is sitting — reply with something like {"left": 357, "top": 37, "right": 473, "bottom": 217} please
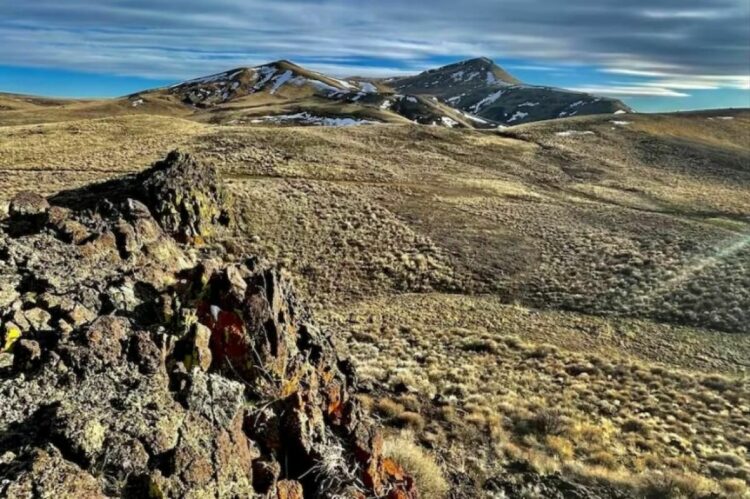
{"left": 2, "top": 0, "right": 749, "bottom": 97}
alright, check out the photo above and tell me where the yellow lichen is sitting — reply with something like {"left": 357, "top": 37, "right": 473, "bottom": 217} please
{"left": 2, "top": 326, "right": 22, "bottom": 352}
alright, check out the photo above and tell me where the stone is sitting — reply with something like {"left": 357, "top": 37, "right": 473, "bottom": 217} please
{"left": 49, "top": 403, "right": 107, "bottom": 465}
{"left": 13, "top": 339, "right": 41, "bottom": 370}
{"left": 187, "top": 322, "right": 213, "bottom": 372}
{"left": 1, "top": 449, "right": 105, "bottom": 498}
{"left": 114, "top": 220, "right": 139, "bottom": 258}
{"left": 9, "top": 191, "right": 49, "bottom": 219}
{"left": 1, "top": 321, "right": 22, "bottom": 352}
{"left": 124, "top": 198, "right": 152, "bottom": 219}
{"left": 46, "top": 205, "right": 71, "bottom": 227}
{"left": 131, "top": 330, "right": 162, "bottom": 375}
{"left": 185, "top": 371, "right": 245, "bottom": 428}
{"left": 66, "top": 302, "right": 97, "bottom": 327}
{"left": 23, "top": 307, "right": 52, "bottom": 332}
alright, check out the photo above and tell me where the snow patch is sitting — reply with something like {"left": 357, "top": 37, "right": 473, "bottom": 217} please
{"left": 255, "top": 112, "right": 378, "bottom": 127}
{"left": 613, "top": 109, "right": 628, "bottom": 115}
{"left": 507, "top": 111, "right": 529, "bottom": 123}
{"left": 380, "top": 99, "right": 393, "bottom": 110}
{"left": 440, "top": 117, "right": 460, "bottom": 128}
{"left": 331, "top": 77, "right": 356, "bottom": 90}
{"left": 446, "top": 94, "right": 466, "bottom": 105}
{"left": 451, "top": 70, "right": 466, "bottom": 81}
{"left": 611, "top": 121, "right": 631, "bottom": 126}
{"left": 460, "top": 111, "right": 489, "bottom": 124}
{"left": 406, "top": 96, "right": 418, "bottom": 104}
{"left": 359, "top": 82, "right": 377, "bottom": 93}
{"left": 518, "top": 101, "right": 539, "bottom": 108}
{"left": 486, "top": 72, "right": 498, "bottom": 84}
{"left": 131, "top": 99, "right": 144, "bottom": 107}
{"left": 269, "top": 70, "right": 294, "bottom": 94}
{"left": 252, "top": 66, "right": 277, "bottom": 91}
{"left": 470, "top": 89, "right": 505, "bottom": 113}
{"left": 556, "top": 130, "right": 595, "bottom": 137}
{"left": 307, "top": 79, "right": 343, "bottom": 95}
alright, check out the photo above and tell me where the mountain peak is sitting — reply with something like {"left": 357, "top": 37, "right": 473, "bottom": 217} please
{"left": 389, "top": 56, "right": 522, "bottom": 96}
{"left": 460, "top": 56, "right": 495, "bottom": 66}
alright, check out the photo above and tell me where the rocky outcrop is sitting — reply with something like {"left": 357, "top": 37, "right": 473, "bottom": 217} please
{"left": 138, "top": 151, "right": 231, "bottom": 243}
{"left": 0, "top": 152, "right": 417, "bottom": 498}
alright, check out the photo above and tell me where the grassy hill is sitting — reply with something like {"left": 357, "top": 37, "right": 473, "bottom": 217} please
{"left": 1, "top": 109, "right": 748, "bottom": 496}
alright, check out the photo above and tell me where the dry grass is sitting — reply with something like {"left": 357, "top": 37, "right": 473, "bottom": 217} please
{"left": 383, "top": 432, "right": 450, "bottom": 498}
{"left": 1, "top": 107, "right": 748, "bottom": 496}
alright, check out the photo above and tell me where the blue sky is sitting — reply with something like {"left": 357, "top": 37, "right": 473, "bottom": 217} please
{"left": 2, "top": 1, "right": 749, "bottom": 112}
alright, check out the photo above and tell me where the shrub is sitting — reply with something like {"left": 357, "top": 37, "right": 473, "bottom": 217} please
{"left": 383, "top": 433, "right": 449, "bottom": 498}
{"left": 621, "top": 417, "right": 650, "bottom": 435}
{"left": 518, "top": 409, "right": 569, "bottom": 436}
{"left": 393, "top": 411, "right": 426, "bottom": 432}
{"left": 639, "top": 471, "right": 716, "bottom": 499}
{"left": 375, "top": 398, "right": 404, "bottom": 418}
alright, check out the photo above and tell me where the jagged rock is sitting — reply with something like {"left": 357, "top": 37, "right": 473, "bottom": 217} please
{"left": 57, "top": 219, "right": 91, "bottom": 244}
{"left": 185, "top": 370, "right": 245, "bottom": 428}
{"left": 23, "top": 307, "right": 52, "bottom": 331}
{"left": 49, "top": 402, "right": 108, "bottom": 465}
{"left": 130, "top": 330, "right": 163, "bottom": 374}
{"left": 1, "top": 448, "right": 105, "bottom": 498}
{"left": 139, "top": 150, "right": 231, "bottom": 242}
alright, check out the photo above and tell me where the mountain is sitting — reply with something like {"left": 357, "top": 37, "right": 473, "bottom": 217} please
{"left": 129, "top": 57, "right": 630, "bottom": 128}
{"left": 388, "top": 57, "right": 631, "bottom": 125}
{"left": 0, "top": 57, "right": 631, "bottom": 128}
{"left": 132, "top": 59, "right": 474, "bottom": 127}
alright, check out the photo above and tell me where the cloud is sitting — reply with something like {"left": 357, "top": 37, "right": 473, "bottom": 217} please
{"left": 569, "top": 85, "right": 691, "bottom": 97}
{"left": 0, "top": 0, "right": 748, "bottom": 91}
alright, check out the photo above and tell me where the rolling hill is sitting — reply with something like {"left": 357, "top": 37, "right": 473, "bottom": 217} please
{"left": 0, "top": 93, "right": 749, "bottom": 497}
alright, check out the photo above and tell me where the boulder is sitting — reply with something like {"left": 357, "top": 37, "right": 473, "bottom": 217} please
{"left": 8, "top": 191, "right": 49, "bottom": 219}
{"left": 139, "top": 150, "right": 231, "bottom": 242}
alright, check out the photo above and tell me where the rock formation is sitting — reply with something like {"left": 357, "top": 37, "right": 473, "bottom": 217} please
{"left": 0, "top": 152, "right": 417, "bottom": 498}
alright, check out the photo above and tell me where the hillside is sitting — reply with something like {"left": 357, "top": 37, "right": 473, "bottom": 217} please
{"left": 1, "top": 108, "right": 748, "bottom": 497}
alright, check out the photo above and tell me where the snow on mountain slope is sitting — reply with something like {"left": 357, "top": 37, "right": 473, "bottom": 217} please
{"left": 387, "top": 57, "right": 631, "bottom": 125}
{"left": 136, "top": 57, "right": 631, "bottom": 128}
{"left": 163, "top": 60, "right": 367, "bottom": 107}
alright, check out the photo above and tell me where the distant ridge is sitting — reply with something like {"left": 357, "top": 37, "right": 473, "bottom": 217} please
{"left": 0, "top": 57, "right": 632, "bottom": 128}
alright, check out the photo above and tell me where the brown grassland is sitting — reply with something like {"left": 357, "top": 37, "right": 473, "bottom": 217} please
{"left": 1, "top": 98, "right": 749, "bottom": 497}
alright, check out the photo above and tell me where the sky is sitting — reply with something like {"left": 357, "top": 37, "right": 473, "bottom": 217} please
{"left": 1, "top": 1, "right": 749, "bottom": 112}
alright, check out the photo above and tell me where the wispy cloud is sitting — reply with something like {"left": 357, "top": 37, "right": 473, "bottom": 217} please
{"left": 0, "top": 0, "right": 748, "bottom": 92}
{"left": 570, "top": 85, "right": 691, "bottom": 97}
